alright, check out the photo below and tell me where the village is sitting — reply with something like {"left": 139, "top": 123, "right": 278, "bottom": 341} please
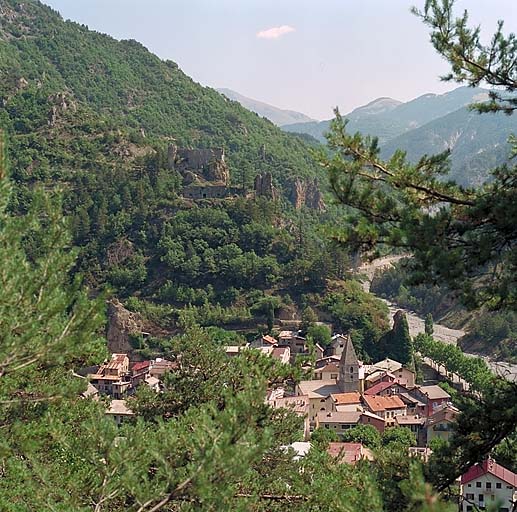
{"left": 81, "top": 322, "right": 517, "bottom": 512}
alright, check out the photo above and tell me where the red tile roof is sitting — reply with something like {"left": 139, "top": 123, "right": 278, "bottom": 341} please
{"left": 132, "top": 361, "right": 151, "bottom": 372}
{"left": 271, "top": 347, "right": 289, "bottom": 360}
{"left": 327, "top": 442, "right": 374, "bottom": 464}
{"left": 316, "top": 363, "right": 339, "bottom": 374}
{"left": 331, "top": 392, "right": 362, "bottom": 405}
{"left": 262, "top": 335, "right": 278, "bottom": 345}
{"left": 365, "top": 381, "right": 396, "bottom": 396}
{"left": 461, "top": 459, "right": 517, "bottom": 487}
{"left": 363, "top": 394, "right": 405, "bottom": 412}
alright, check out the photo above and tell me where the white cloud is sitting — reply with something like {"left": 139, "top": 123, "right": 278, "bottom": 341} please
{"left": 256, "top": 25, "right": 295, "bottom": 40}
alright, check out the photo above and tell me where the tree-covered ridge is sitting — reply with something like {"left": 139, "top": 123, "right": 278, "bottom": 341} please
{"left": 0, "top": 0, "right": 320, "bottom": 191}
{"left": 0, "top": 0, "right": 377, "bottom": 340}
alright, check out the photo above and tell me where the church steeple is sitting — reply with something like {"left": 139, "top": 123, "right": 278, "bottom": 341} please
{"left": 338, "top": 334, "right": 360, "bottom": 392}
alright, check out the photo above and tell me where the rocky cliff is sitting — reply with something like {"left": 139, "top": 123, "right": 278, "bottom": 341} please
{"left": 106, "top": 299, "right": 145, "bottom": 354}
{"left": 288, "top": 177, "right": 325, "bottom": 210}
{"left": 254, "top": 172, "right": 279, "bottom": 200}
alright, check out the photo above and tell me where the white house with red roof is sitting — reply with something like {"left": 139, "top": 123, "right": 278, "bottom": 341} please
{"left": 460, "top": 458, "right": 517, "bottom": 512}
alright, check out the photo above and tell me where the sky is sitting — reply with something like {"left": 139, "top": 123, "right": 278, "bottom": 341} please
{"left": 43, "top": 0, "right": 517, "bottom": 121}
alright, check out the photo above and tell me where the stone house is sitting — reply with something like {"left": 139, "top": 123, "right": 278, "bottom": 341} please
{"left": 149, "top": 358, "right": 178, "bottom": 379}
{"left": 315, "top": 355, "right": 341, "bottom": 369}
{"left": 426, "top": 404, "right": 459, "bottom": 444}
{"left": 88, "top": 354, "right": 131, "bottom": 399}
{"left": 327, "top": 442, "right": 375, "bottom": 464}
{"left": 316, "top": 410, "right": 386, "bottom": 436}
{"left": 330, "top": 392, "right": 363, "bottom": 412}
{"left": 398, "top": 392, "right": 427, "bottom": 417}
{"left": 326, "top": 334, "right": 349, "bottom": 358}
{"left": 395, "top": 415, "right": 427, "bottom": 446}
{"left": 314, "top": 362, "right": 340, "bottom": 381}
{"left": 364, "top": 380, "right": 409, "bottom": 397}
{"left": 372, "top": 357, "right": 416, "bottom": 388}
{"left": 296, "top": 380, "right": 341, "bottom": 424}
{"left": 460, "top": 458, "right": 517, "bottom": 512}
{"left": 105, "top": 399, "right": 135, "bottom": 426}
{"left": 278, "top": 330, "right": 308, "bottom": 360}
{"left": 250, "top": 334, "right": 278, "bottom": 349}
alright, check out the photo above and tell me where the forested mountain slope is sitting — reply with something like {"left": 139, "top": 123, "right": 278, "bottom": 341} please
{"left": 0, "top": 0, "right": 319, "bottom": 191}
{"left": 0, "top": 0, "right": 392, "bottom": 348}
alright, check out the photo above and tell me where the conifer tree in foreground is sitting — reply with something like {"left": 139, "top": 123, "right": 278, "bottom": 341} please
{"left": 318, "top": 0, "right": 517, "bottom": 495}
{"left": 319, "top": 0, "right": 517, "bottom": 311}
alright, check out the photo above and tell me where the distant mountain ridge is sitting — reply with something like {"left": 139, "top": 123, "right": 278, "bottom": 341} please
{"left": 283, "top": 87, "right": 490, "bottom": 144}
{"left": 381, "top": 106, "right": 517, "bottom": 187}
{"left": 282, "top": 87, "right": 515, "bottom": 186}
{"left": 217, "top": 88, "right": 315, "bottom": 127}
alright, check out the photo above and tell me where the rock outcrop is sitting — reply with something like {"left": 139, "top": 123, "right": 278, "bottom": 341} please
{"left": 288, "top": 178, "right": 325, "bottom": 210}
{"left": 106, "top": 299, "right": 145, "bottom": 354}
{"left": 48, "top": 92, "right": 77, "bottom": 127}
{"left": 168, "top": 145, "right": 230, "bottom": 185}
{"left": 254, "top": 172, "right": 279, "bottom": 200}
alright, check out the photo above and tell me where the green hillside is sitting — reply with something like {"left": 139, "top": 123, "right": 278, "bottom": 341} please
{"left": 0, "top": 0, "right": 391, "bottom": 346}
{"left": 0, "top": 0, "right": 319, "bottom": 190}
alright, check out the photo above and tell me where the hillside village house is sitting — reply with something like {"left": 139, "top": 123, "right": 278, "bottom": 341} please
{"left": 330, "top": 392, "right": 363, "bottom": 412}
{"left": 362, "top": 361, "right": 416, "bottom": 392}
{"left": 314, "top": 362, "right": 340, "bottom": 381}
{"left": 426, "top": 404, "right": 459, "bottom": 444}
{"left": 316, "top": 410, "right": 386, "bottom": 436}
{"left": 364, "top": 380, "right": 409, "bottom": 397}
{"left": 105, "top": 399, "right": 135, "bottom": 426}
{"left": 460, "top": 459, "right": 517, "bottom": 512}
{"left": 284, "top": 441, "right": 374, "bottom": 465}
{"left": 251, "top": 334, "right": 278, "bottom": 348}
{"left": 88, "top": 354, "right": 131, "bottom": 399}
{"left": 398, "top": 392, "right": 427, "bottom": 416}
{"left": 326, "top": 334, "right": 350, "bottom": 358}
{"left": 327, "top": 442, "right": 375, "bottom": 464}
{"left": 278, "top": 330, "right": 308, "bottom": 360}
{"left": 315, "top": 355, "right": 341, "bottom": 369}
{"left": 362, "top": 395, "right": 407, "bottom": 425}
{"left": 411, "top": 384, "right": 451, "bottom": 416}
{"left": 395, "top": 415, "right": 427, "bottom": 446}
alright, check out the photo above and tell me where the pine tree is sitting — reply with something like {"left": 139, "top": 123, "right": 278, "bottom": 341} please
{"left": 319, "top": 0, "right": 517, "bottom": 309}
{"left": 424, "top": 313, "right": 434, "bottom": 336}
{"left": 377, "top": 311, "right": 414, "bottom": 365}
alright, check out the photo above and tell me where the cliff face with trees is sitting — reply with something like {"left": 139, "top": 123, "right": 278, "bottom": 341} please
{"left": 0, "top": 0, "right": 321, "bottom": 192}
{"left": 1, "top": 0, "right": 382, "bottom": 340}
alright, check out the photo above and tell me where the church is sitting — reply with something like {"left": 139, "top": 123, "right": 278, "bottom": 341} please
{"left": 296, "top": 335, "right": 363, "bottom": 424}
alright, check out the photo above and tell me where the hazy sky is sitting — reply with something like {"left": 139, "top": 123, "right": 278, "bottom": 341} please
{"left": 44, "top": 0, "right": 517, "bottom": 120}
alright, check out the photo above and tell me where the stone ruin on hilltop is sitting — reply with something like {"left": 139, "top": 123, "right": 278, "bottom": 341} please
{"left": 167, "top": 145, "right": 324, "bottom": 210}
{"left": 168, "top": 145, "right": 240, "bottom": 199}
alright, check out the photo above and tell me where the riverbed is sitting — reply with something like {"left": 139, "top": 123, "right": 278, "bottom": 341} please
{"left": 358, "top": 259, "right": 517, "bottom": 382}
